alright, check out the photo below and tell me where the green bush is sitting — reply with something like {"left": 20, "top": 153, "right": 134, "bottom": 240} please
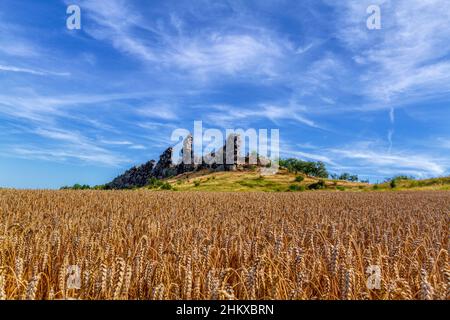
{"left": 149, "top": 178, "right": 172, "bottom": 190}
{"left": 61, "top": 183, "right": 91, "bottom": 190}
{"left": 194, "top": 180, "right": 200, "bottom": 187}
{"left": 147, "top": 177, "right": 173, "bottom": 190}
{"left": 336, "top": 186, "right": 346, "bottom": 191}
{"left": 147, "top": 177, "right": 163, "bottom": 189}
{"left": 287, "top": 184, "right": 304, "bottom": 192}
{"left": 390, "top": 179, "right": 397, "bottom": 189}
{"left": 308, "top": 180, "right": 326, "bottom": 190}
{"left": 373, "top": 184, "right": 379, "bottom": 190}
{"left": 160, "top": 182, "right": 172, "bottom": 190}
{"left": 93, "top": 185, "right": 107, "bottom": 190}
{"left": 295, "top": 176, "right": 305, "bottom": 182}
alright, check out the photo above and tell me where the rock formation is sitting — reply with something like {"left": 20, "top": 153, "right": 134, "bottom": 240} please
{"left": 106, "top": 134, "right": 270, "bottom": 189}
{"left": 151, "top": 147, "right": 177, "bottom": 179}
{"left": 106, "top": 160, "right": 156, "bottom": 189}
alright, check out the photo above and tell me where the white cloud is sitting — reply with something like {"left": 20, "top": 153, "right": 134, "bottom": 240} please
{"left": 136, "top": 104, "right": 179, "bottom": 121}
{"left": 99, "top": 139, "right": 147, "bottom": 150}
{"left": 77, "top": 0, "right": 291, "bottom": 81}
{"left": 332, "top": 148, "right": 445, "bottom": 177}
{"left": 11, "top": 146, "right": 128, "bottom": 167}
{"left": 0, "top": 21, "right": 43, "bottom": 58}
{"left": 99, "top": 140, "right": 133, "bottom": 146}
{"left": 0, "top": 41, "right": 39, "bottom": 57}
{"left": 283, "top": 149, "right": 337, "bottom": 166}
{"left": 204, "top": 103, "right": 319, "bottom": 129}
{"left": 281, "top": 138, "right": 447, "bottom": 178}
{"left": 129, "top": 144, "right": 146, "bottom": 150}
{"left": 35, "top": 128, "right": 82, "bottom": 144}
{"left": 436, "top": 138, "right": 450, "bottom": 149}
{"left": 333, "top": 0, "right": 450, "bottom": 103}
{"left": 28, "top": 128, "right": 130, "bottom": 166}
{"left": 0, "top": 64, "right": 70, "bottom": 76}
{"left": 167, "top": 33, "right": 285, "bottom": 78}
{"left": 0, "top": 91, "right": 161, "bottom": 123}
{"left": 0, "top": 88, "right": 177, "bottom": 167}
{"left": 137, "top": 121, "right": 176, "bottom": 130}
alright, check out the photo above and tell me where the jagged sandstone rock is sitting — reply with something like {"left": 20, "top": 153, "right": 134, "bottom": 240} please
{"left": 106, "top": 134, "right": 270, "bottom": 189}
{"left": 106, "top": 160, "right": 156, "bottom": 189}
{"left": 152, "top": 147, "right": 177, "bottom": 179}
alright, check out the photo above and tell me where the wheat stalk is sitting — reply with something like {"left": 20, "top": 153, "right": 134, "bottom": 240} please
{"left": 0, "top": 190, "right": 448, "bottom": 300}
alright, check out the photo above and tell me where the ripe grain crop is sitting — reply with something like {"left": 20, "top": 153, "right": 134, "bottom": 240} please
{"left": 0, "top": 190, "right": 448, "bottom": 300}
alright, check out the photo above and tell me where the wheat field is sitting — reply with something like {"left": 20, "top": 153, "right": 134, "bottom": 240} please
{"left": 0, "top": 190, "right": 448, "bottom": 300}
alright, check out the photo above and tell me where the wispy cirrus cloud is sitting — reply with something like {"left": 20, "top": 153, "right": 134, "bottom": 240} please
{"left": 0, "top": 64, "right": 70, "bottom": 76}
{"left": 0, "top": 0, "right": 449, "bottom": 187}
{"left": 329, "top": 148, "right": 445, "bottom": 178}
{"left": 75, "top": 0, "right": 292, "bottom": 81}
{"left": 166, "top": 33, "right": 286, "bottom": 79}
{"left": 4, "top": 127, "right": 130, "bottom": 167}
{"left": 0, "top": 19, "right": 43, "bottom": 58}
{"left": 332, "top": 0, "right": 450, "bottom": 104}
{"left": 11, "top": 146, "right": 128, "bottom": 167}
{"left": 282, "top": 148, "right": 338, "bottom": 166}
{"left": 99, "top": 139, "right": 147, "bottom": 150}
{"left": 136, "top": 104, "right": 179, "bottom": 121}
{"left": 129, "top": 144, "right": 146, "bottom": 150}
{"left": 204, "top": 102, "right": 320, "bottom": 129}
{"left": 287, "top": 139, "right": 447, "bottom": 178}
{"left": 436, "top": 138, "right": 450, "bottom": 149}
{"left": 98, "top": 140, "right": 133, "bottom": 146}
{"left": 0, "top": 91, "right": 162, "bottom": 122}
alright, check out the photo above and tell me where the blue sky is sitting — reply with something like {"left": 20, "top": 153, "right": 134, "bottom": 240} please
{"left": 0, "top": 0, "right": 449, "bottom": 188}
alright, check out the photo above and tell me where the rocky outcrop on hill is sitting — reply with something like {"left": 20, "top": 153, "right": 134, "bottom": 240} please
{"left": 152, "top": 147, "right": 177, "bottom": 179}
{"left": 106, "top": 160, "right": 156, "bottom": 189}
{"left": 106, "top": 134, "right": 270, "bottom": 189}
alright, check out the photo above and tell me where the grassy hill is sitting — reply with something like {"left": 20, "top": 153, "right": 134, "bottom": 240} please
{"left": 58, "top": 168, "right": 450, "bottom": 192}
{"left": 373, "top": 176, "right": 450, "bottom": 191}
{"left": 162, "top": 168, "right": 369, "bottom": 192}
{"left": 147, "top": 169, "right": 450, "bottom": 192}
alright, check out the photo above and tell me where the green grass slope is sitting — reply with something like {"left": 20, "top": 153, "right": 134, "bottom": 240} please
{"left": 162, "top": 168, "right": 369, "bottom": 192}
{"left": 373, "top": 176, "right": 450, "bottom": 191}
{"left": 141, "top": 169, "right": 450, "bottom": 192}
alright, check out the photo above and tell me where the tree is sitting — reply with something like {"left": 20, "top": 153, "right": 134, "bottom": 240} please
{"left": 332, "top": 172, "right": 359, "bottom": 182}
{"left": 390, "top": 179, "right": 397, "bottom": 189}
{"left": 279, "top": 159, "right": 329, "bottom": 178}
{"left": 313, "top": 162, "right": 329, "bottom": 178}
